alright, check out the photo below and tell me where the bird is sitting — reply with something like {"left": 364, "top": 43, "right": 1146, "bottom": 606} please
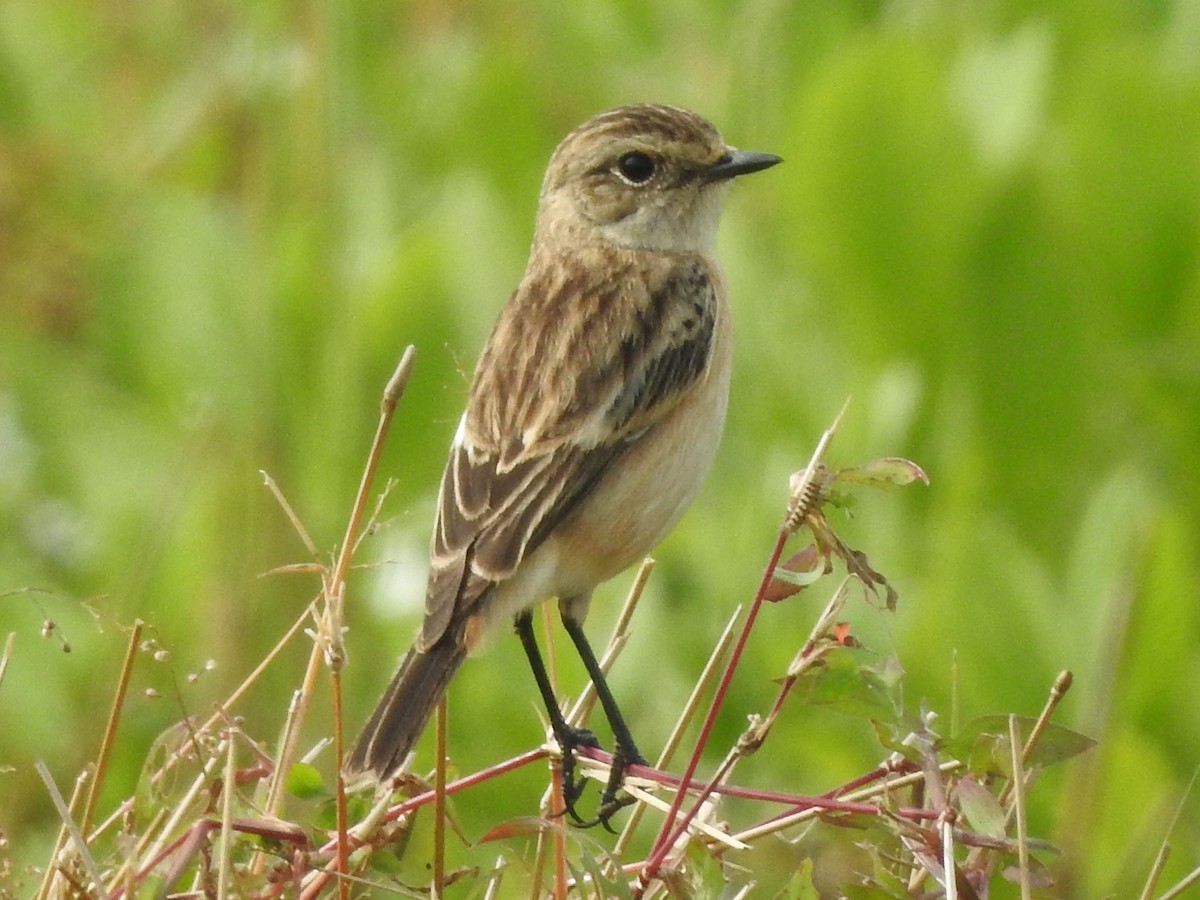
{"left": 345, "top": 103, "right": 780, "bottom": 824}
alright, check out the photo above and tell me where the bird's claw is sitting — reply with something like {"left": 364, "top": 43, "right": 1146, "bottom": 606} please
{"left": 562, "top": 740, "right": 645, "bottom": 831}
{"left": 555, "top": 725, "right": 601, "bottom": 825}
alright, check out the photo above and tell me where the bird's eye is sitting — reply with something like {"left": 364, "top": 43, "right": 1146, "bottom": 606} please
{"left": 615, "top": 151, "right": 656, "bottom": 184}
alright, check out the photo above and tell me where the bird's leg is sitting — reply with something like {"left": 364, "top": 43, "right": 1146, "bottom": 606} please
{"left": 559, "top": 613, "right": 645, "bottom": 832}
{"left": 514, "top": 611, "right": 598, "bottom": 823}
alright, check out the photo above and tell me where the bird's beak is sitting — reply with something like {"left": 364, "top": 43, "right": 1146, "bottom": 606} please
{"left": 700, "top": 148, "right": 783, "bottom": 183}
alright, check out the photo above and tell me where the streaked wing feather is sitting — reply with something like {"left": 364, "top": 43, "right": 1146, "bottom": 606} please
{"left": 420, "top": 251, "right": 717, "bottom": 649}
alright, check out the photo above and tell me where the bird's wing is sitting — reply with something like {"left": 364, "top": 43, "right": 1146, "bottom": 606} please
{"left": 419, "top": 249, "right": 719, "bottom": 649}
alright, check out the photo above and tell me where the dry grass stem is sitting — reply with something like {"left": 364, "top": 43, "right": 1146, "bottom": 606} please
{"left": 34, "top": 764, "right": 92, "bottom": 900}
{"left": 260, "top": 470, "right": 320, "bottom": 559}
{"left": 29, "top": 371, "right": 1113, "bottom": 898}
{"left": 0, "top": 631, "right": 15, "bottom": 690}
{"left": 433, "top": 696, "right": 448, "bottom": 900}
{"left": 612, "top": 603, "right": 742, "bottom": 858}
{"left": 36, "top": 760, "right": 109, "bottom": 900}
{"left": 1159, "top": 863, "right": 1200, "bottom": 899}
{"left": 941, "top": 816, "right": 958, "bottom": 900}
{"left": 1009, "top": 715, "right": 1031, "bottom": 900}
{"left": 82, "top": 621, "right": 142, "bottom": 838}
{"left": 217, "top": 728, "right": 237, "bottom": 898}
{"left": 1140, "top": 843, "right": 1172, "bottom": 900}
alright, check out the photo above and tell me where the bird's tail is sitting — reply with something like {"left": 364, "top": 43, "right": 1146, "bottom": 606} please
{"left": 344, "top": 640, "right": 467, "bottom": 783}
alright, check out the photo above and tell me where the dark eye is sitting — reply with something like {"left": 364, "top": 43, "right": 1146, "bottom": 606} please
{"left": 616, "top": 151, "right": 656, "bottom": 184}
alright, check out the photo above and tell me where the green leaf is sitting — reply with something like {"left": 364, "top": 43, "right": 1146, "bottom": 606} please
{"left": 833, "top": 457, "right": 930, "bottom": 490}
{"left": 285, "top": 761, "right": 325, "bottom": 800}
{"left": 949, "top": 717, "right": 1097, "bottom": 771}
{"left": 956, "top": 775, "right": 1006, "bottom": 839}
{"left": 842, "top": 881, "right": 909, "bottom": 899}
{"left": 869, "top": 720, "right": 922, "bottom": 763}
{"left": 776, "top": 857, "right": 820, "bottom": 900}
{"left": 798, "top": 651, "right": 902, "bottom": 721}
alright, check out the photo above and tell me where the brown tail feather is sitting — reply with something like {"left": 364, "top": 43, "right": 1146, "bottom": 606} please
{"left": 344, "top": 640, "right": 467, "bottom": 782}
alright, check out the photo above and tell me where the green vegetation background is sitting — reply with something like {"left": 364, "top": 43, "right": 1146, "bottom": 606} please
{"left": 2, "top": 0, "right": 1197, "bottom": 895}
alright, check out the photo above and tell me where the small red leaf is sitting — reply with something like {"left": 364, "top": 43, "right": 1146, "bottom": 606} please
{"left": 764, "top": 546, "right": 824, "bottom": 602}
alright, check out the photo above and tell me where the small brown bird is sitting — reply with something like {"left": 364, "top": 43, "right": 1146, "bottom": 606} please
{"left": 345, "top": 104, "right": 780, "bottom": 823}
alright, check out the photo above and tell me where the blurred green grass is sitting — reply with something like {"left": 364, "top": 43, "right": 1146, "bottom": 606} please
{"left": 2, "top": 0, "right": 1198, "bottom": 895}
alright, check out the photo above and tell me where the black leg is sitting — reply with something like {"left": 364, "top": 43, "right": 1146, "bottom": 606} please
{"left": 560, "top": 614, "right": 645, "bottom": 830}
{"left": 513, "top": 611, "right": 598, "bottom": 824}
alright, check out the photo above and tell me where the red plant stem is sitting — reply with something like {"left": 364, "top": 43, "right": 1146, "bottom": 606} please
{"left": 579, "top": 747, "right": 920, "bottom": 812}
{"left": 110, "top": 817, "right": 311, "bottom": 900}
{"left": 638, "top": 526, "right": 790, "bottom": 892}
{"left": 298, "top": 748, "right": 549, "bottom": 899}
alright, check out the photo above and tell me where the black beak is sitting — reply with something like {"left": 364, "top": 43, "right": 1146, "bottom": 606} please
{"left": 701, "top": 148, "right": 783, "bottom": 183}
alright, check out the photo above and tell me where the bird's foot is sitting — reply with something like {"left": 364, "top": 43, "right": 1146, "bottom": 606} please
{"left": 575, "top": 742, "right": 644, "bottom": 832}
{"left": 554, "top": 725, "right": 601, "bottom": 825}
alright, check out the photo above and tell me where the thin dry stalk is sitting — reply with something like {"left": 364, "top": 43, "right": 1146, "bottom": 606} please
{"left": 286, "top": 350, "right": 413, "bottom": 709}
{"left": 1143, "top": 763, "right": 1200, "bottom": 899}
{"left": 941, "top": 816, "right": 958, "bottom": 900}
{"left": 620, "top": 781, "right": 748, "bottom": 849}
{"left": 529, "top": 810, "right": 549, "bottom": 899}
{"left": 433, "top": 697, "right": 448, "bottom": 899}
{"left": 258, "top": 349, "right": 415, "bottom": 890}
{"left": 640, "top": 406, "right": 852, "bottom": 894}
{"left": 997, "top": 670, "right": 1074, "bottom": 810}
{"left": 82, "top": 620, "right": 143, "bottom": 837}
{"left": 612, "top": 604, "right": 742, "bottom": 859}
{"left": 1140, "top": 843, "right": 1172, "bottom": 900}
{"left": 1159, "top": 863, "right": 1200, "bottom": 899}
{"left": 729, "top": 761, "right": 960, "bottom": 844}
{"left": 637, "top": 527, "right": 788, "bottom": 893}
{"left": 261, "top": 470, "right": 320, "bottom": 559}
{"left": 217, "top": 728, "right": 237, "bottom": 898}
{"left": 482, "top": 854, "right": 506, "bottom": 899}
{"left": 1009, "top": 715, "right": 1031, "bottom": 900}
{"left": 138, "top": 738, "right": 227, "bottom": 878}
{"left": 301, "top": 749, "right": 550, "bottom": 897}
{"left": 955, "top": 669, "right": 1077, "bottom": 884}
{"left": 36, "top": 761, "right": 110, "bottom": 900}
{"left": 35, "top": 764, "right": 93, "bottom": 900}
{"left": 0, "top": 631, "right": 14, "bottom": 689}
{"left": 331, "top": 667, "right": 350, "bottom": 900}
